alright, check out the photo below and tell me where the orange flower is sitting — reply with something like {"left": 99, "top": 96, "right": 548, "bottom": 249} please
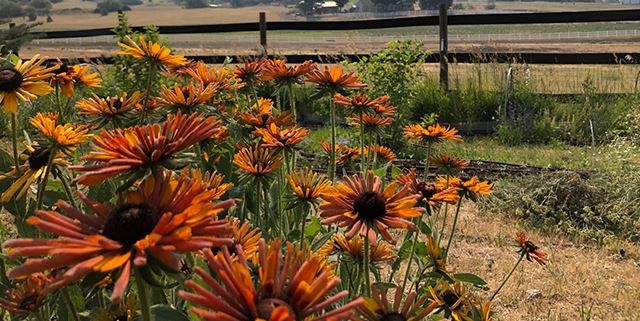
{"left": 404, "top": 123, "right": 462, "bottom": 143}
{"left": 396, "top": 168, "right": 460, "bottom": 207}
{"left": 429, "top": 153, "right": 468, "bottom": 174}
{"left": 0, "top": 144, "right": 70, "bottom": 202}
{"left": 233, "top": 145, "right": 283, "bottom": 183}
{"left": 0, "top": 273, "right": 51, "bottom": 315}
{"left": 117, "top": 36, "right": 188, "bottom": 69}
{"left": 29, "top": 112, "right": 91, "bottom": 153}
{"left": 210, "top": 218, "right": 261, "bottom": 261}
{"left": 233, "top": 58, "right": 266, "bottom": 86}
{"left": 516, "top": 232, "right": 547, "bottom": 266}
{"left": 156, "top": 82, "right": 217, "bottom": 112}
{"left": 306, "top": 65, "right": 366, "bottom": 96}
{"left": 286, "top": 168, "right": 331, "bottom": 208}
{"left": 4, "top": 170, "right": 234, "bottom": 301}
{"left": 73, "top": 64, "right": 102, "bottom": 89}
{"left": 185, "top": 61, "right": 244, "bottom": 91}
{"left": 319, "top": 171, "right": 424, "bottom": 244}
{"left": 0, "top": 55, "right": 57, "bottom": 113}
{"left": 76, "top": 92, "right": 141, "bottom": 128}
{"left": 240, "top": 98, "right": 293, "bottom": 128}
{"left": 320, "top": 142, "right": 361, "bottom": 166}
{"left": 262, "top": 59, "right": 315, "bottom": 88}
{"left": 318, "top": 234, "right": 396, "bottom": 265}
{"left": 373, "top": 102, "right": 396, "bottom": 117}
{"left": 333, "top": 92, "right": 389, "bottom": 114}
{"left": 435, "top": 176, "right": 494, "bottom": 202}
{"left": 254, "top": 123, "right": 308, "bottom": 149}
{"left": 364, "top": 144, "right": 396, "bottom": 163}
{"left": 179, "top": 239, "right": 363, "bottom": 321}
{"left": 348, "top": 113, "right": 393, "bottom": 131}
{"left": 357, "top": 285, "right": 440, "bottom": 321}
{"left": 72, "top": 112, "right": 223, "bottom": 186}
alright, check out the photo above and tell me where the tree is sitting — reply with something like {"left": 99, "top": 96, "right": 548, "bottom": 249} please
{"left": 335, "top": 0, "right": 348, "bottom": 9}
{"left": 182, "top": 0, "right": 208, "bottom": 8}
{"left": 419, "top": 0, "right": 452, "bottom": 10}
{"left": 0, "top": 21, "right": 41, "bottom": 55}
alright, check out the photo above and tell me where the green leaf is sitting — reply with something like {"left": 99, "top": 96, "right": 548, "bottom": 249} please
{"left": 453, "top": 273, "right": 487, "bottom": 286}
{"left": 391, "top": 166, "right": 401, "bottom": 178}
{"left": 149, "top": 305, "right": 190, "bottom": 321}
{"left": 87, "top": 179, "right": 117, "bottom": 203}
{"left": 417, "top": 220, "right": 432, "bottom": 235}
{"left": 304, "top": 216, "right": 323, "bottom": 242}
{"left": 373, "top": 167, "right": 386, "bottom": 177}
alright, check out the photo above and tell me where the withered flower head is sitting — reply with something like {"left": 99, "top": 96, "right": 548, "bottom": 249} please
{"left": 516, "top": 232, "right": 547, "bottom": 266}
{"left": 0, "top": 273, "right": 51, "bottom": 315}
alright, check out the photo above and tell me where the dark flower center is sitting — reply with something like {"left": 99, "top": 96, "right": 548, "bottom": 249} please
{"left": 443, "top": 290, "right": 460, "bottom": 307}
{"left": 211, "top": 244, "right": 238, "bottom": 257}
{"left": 0, "top": 67, "right": 24, "bottom": 92}
{"left": 261, "top": 114, "right": 270, "bottom": 126}
{"left": 28, "top": 148, "right": 51, "bottom": 170}
{"left": 18, "top": 295, "right": 39, "bottom": 311}
{"left": 381, "top": 313, "right": 407, "bottom": 321}
{"left": 110, "top": 98, "right": 124, "bottom": 111}
{"left": 257, "top": 298, "right": 296, "bottom": 320}
{"left": 353, "top": 191, "right": 386, "bottom": 220}
{"left": 102, "top": 204, "right": 158, "bottom": 248}
{"left": 524, "top": 240, "right": 539, "bottom": 254}
{"left": 48, "top": 62, "right": 68, "bottom": 75}
{"left": 417, "top": 182, "right": 437, "bottom": 201}
{"left": 113, "top": 315, "right": 128, "bottom": 321}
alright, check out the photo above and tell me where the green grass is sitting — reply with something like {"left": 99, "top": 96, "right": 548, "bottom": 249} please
{"left": 303, "top": 126, "right": 616, "bottom": 170}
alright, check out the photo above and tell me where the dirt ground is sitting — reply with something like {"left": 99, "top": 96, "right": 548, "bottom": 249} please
{"left": 447, "top": 204, "right": 640, "bottom": 320}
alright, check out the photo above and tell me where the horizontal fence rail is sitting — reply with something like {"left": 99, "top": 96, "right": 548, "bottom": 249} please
{"left": 30, "top": 9, "right": 640, "bottom": 39}
{"left": 45, "top": 52, "right": 640, "bottom": 65}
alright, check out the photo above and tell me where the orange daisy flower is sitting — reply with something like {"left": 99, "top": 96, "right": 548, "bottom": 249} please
{"left": 435, "top": 176, "right": 494, "bottom": 202}
{"left": 233, "top": 145, "right": 283, "bottom": 183}
{"left": 333, "top": 92, "right": 389, "bottom": 115}
{"left": 47, "top": 60, "right": 76, "bottom": 98}
{"left": 179, "top": 239, "right": 363, "bottom": 321}
{"left": 72, "top": 64, "right": 102, "bottom": 89}
{"left": 254, "top": 123, "right": 309, "bottom": 150}
{"left": 286, "top": 168, "right": 331, "bottom": 208}
{"left": 319, "top": 171, "right": 424, "bottom": 244}
{"left": 426, "top": 279, "right": 473, "bottom": 321}
{"left": 187, "top": 169, "right": 234, "bottom": 200}
{"left": 29, "top": 112, "right": 91, "bottom": 153}
{"left": 516, "top": 232, "right": 547, "bottom": 266}
{"left": 348, "top": 113, "right": 393, "bottom": 131}
{"left": 0, "top": 273, "right": 51, "bottom": 315}
{"left": 4, "top": 170, "right": 234, "bottom": 301}
{"left": 0, "top": 55, "right": 57, "bottom": 113}
{"left": 76, "top": 92, "right": 141, "bottom": 128}
{"left": 364, "top": 144, "right": 396, "bottom": 163}
{"left": 210, "top": 218, "right": 261, "bottom": 261}
{"left": 404, "top": 123, "right": 462, "bottom": 143}
{"left": 117, "top": 36, "right": 188, "bottom": 69}
{"left": 426, "top": 235, "right": 447, "bottom": 273}
{"left": 429, "top": 153, "right": 469, "bottom": 174}
{"left": 185, "top": 61, "right": 244, "bottom": 91}
{"left": 72, "top": 112, "right": 223, "bottom": 186}
{"left": 357, "top": 285, "right": 440, "bottom": 321}
{"left": 233, "top": 58, "right": 266, "bottom": 87}
{"left": 373, "top": 102, "right": 396, "bottom": 117}
{"left": 0, "top": 144, "right": 70, "bottom": 202}
{"left": 318, "top": 234, "right": 396, "bottom": 265}
{"left": 396, "top": 168, "right": 460, "bottom": 207}
{"left": 306, "top": 65, "right": 366, "bottom": 96}
{"left": 156, "top": 82, "right": 217, "bottom": 112}
{"left": 262, "top": 59, "right": 315, "bottom": 88}
{"left": 240, "top": 98, "right": 294, "bottom": 128}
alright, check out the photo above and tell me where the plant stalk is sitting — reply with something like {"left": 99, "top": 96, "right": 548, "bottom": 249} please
{"left": 329, "top": 98, "right": 337, "bottom": 183}
{"left": 135, "top": 268, "right": 152, "bottom": 321}
{"left": 401, "top": 212, "right": 423, "bottom": 292}
{"left": 363, "top": 227, "right": 371, "bottom": 297}
{"left": 10, "top": 112, "right": 20, "bottom": 174}
{"left": 34, "top": 150, "right": 56, "bottom": 211}
{"left": 359, "top": 112, "right": 365, "bottom": 173}
{"left": 62, "top": 288, "right": 81, "bottom": 321}
{"left": 490, "top": 252, "right": 525, "bottom": 301}
{"left": 444, "top": 198, "right": 463, "bottom": 259}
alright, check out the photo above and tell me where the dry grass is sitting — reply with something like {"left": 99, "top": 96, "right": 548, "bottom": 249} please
{"left": 449, "top": 203, "right": 640, "bottom": 320}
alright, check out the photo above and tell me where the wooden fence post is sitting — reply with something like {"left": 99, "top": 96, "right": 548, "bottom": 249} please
{"left": 439, "top": 4, "right": 448, "bottom": 90}
{"left": 259, "top": 12, "right": 267, "bottom": 55}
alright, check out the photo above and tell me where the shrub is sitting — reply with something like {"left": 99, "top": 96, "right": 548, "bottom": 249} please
{"left": 0, "top": 0, "right": 25, "bottom": 18}
{"left": 182, "top": 0, "right": 208, "bottom": 8}
{"left": 94, "top": 0, "right": 131, "bottom": 14}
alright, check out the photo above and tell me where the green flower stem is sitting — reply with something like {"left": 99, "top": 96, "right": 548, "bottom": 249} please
{"left": 438, "top": 175, "right": 451, "bottom": 243}
{"left": 34, "top": 150, "right": 56, "bottom": 211}
{"left": 363, "top": 227, "right": 371, "bottom": 297}
{"left": 444, "top": 198, "right": 464, "bottom": 259}
{"left": 490, "top": 252, "right": 526, "bottom": 301}
{"left": 10, "top": 112, "right": 20, "bottom": 174}
{"left": 62, "top": 288, "right": 81, "bottom": 321}
{"left": 359, "top": 112, "right": 365, "bottom": 173}
{"left": 255, "top": 181, "right": 261, "bottom": 227}
{"left": 329, "top": 98, "right": 337, "bottom": 183}
{"left": 288, "top": 83, "right": 296, "bottom": 123}
{"left": 141, "top": 61, "right": 157, "bottom": 109}
{"left": 278, "top": 169, "right": 285, "bottom": 239}
{"left": 401, "top": 212, "right": 423, "bottom": 292}
{"left": 299, "top": 203, "right": 309, "bottom": 246}
{"left": 422, "top": 142, "right": 433, "bottom": 181}
{"left": 57, "top": 169, "right": 78, "bottom": 209}
{"left": 135, "top": 268, "right": 152, "bottom": 321}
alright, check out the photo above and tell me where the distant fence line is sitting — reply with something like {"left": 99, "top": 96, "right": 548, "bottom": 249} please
{"left": 29, "top": 9, "right": 640, "bottom": 39}
{"left": 45, "top": 52, "right": 640, "bottom": 65}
